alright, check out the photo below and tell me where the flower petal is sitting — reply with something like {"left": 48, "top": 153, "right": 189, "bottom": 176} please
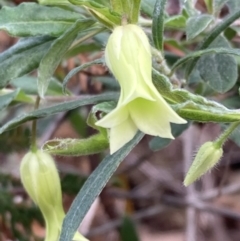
{"left": 109, "top": 117, "right": 138, "bottom": 154}
{"left": 129, "top": 98, "right": 175, "bottom": 138}
{"left": 154, "top": 94, "right": 187, "bottom": 124}
{"left": 96, "top": 106, "right": 128, "bottom": 128}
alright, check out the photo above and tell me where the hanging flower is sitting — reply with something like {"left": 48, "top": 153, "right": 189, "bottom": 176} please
{"left": 20, "top": 150, "right": 88, "bottom": 241}
{"left": 184, "top": 142, "right": 223, "bottom": 186}
{"left": 96, "top": 24, "right": 186, "bottom": 154}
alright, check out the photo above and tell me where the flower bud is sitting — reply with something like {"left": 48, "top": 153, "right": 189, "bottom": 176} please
{"left": 96, "top": 24, "right": 186, "bottom": 154}
{"left": 20, "top": 150, "right": 88, "bottom": 241}
{"left": 184, "top": 142, "right": 223, "bottom": 186}
{"left": 20, "top": 150, "right": 64, "bottom": 241}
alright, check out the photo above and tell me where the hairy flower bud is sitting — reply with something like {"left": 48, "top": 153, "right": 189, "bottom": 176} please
{"left": 96, "top": 24, "right": 186, "bottom": 154}
{"left": 184, "top": 142, "right": 223, "bottom": 186}
{"left": 20, "top": 150, "right": 88, "bottom": 241}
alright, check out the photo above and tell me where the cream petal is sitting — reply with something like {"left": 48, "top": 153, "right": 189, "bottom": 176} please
{"left": 154, "top": 94, "right": 187, "bottom": 124}
{"left": 109, "top": 117, "right": 138, "bottom": 154}
{"left": 95, "top": 106, "right": 129, "bottom": 128}
{"left": 129, "top": 98, "right": 175, "bottom": 139}
{"left": 105, "top": 26, "right": 123, "bottom": 64}
{"left": 128, "top": 24, "right": 152, "bottom": 55}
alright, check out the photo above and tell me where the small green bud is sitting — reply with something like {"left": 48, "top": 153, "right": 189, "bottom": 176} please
{"left": 20, "top": 150, "right": 88, "bottom": 241}
{"left": 184, "top": 142, "right": 223, "bottom": 186}
{"left": 20, "top": 150, "right": 64, "bottom": 241}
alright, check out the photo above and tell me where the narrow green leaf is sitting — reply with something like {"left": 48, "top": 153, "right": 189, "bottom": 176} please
{"left": 131, "top": 0, "right": 141, "bottom": 23}
{"left": 0, "top": 93, "right": 118, "bottom": 134}
{"left": 152, "top": 0, "right": 167, "bottom": 51}
{"left": 0, "top": 3, "right": 81, "bottom": 37}
{"left": 141, "top": 0, "right": 156, "bottom": 17}
{"left": 0, "top": 89, "right": 20, "bottom": 111}
{"left": 11, "top": 76, "right": 68, "bottom": 96}
{"left": 165, "top": 15, "right": 186, "bottom": 29}
{"left": 186, "top": 9, "right": 240, "bottom": 77}
{"left": 59, "top": 131, "right": 144, "bottom": 241}
{"left": 110, "top": 0, "right": 126, "bottom": 16}
{"left": 63, "top": 58, "right": 103, "bottom": 94}
{"left": 42, "top": 133, "right": 109, "bottom": 156}
{"left": 0, "top": 36, "right": 54, "bottom": 89}
{"left": 69, "top": 0, "right": 121, "bottom": 28}
{"left": 186, "top": 14, "right": 213, "bottom": 40}
{"left": 37, "top": 19, "right": 94, "bottom": 97}
{"left": 120, "top": 216, "right": 140, "bottom": 241}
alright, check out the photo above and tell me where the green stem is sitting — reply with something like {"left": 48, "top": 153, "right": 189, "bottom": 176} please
{"left": 31, "top": 96, "right": 41, "bottom": 152}
{"left": 215, "top": 121, "right": 240, "bottom": 148}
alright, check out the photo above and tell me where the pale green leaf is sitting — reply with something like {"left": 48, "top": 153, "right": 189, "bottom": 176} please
{"left": 0, "top": 89, "right": 20, "bottom": 111}
{"left": 197, "top": 36, "right": 238, "bottom": 93}
{"left": 37, "top": 19, "right": 94, "bottom": 97}
{"left": 186, "top": 9, "right": 240, "bottom": 77}
{"left": 59, "top": 131, "right": 144, "bottom": 241}
{"left": 0, "top": 36, "right": 54, "bottom": 89}
{"left": 152, "top": 0, "right": 167, "bottom": 51}
{"left": 0, "top": 3, "right": 82, "bottom": 37}
{"left": 186, "top": 14, "right": 213, "bottom": 40}
{"left": 11, "top": 76, "right": 68, "bottom": 96}
{"left": 165, "top": 15, "right": 186, "bottom": 29}
{"left": 141, "top": 0, "right": 156, "bottom": 17}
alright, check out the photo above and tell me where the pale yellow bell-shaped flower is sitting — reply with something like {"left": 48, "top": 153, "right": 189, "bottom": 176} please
{"left": 184, "top": 142, "right": 223, "bottom": 186}
{"left": 96, "top": 24, "right": 186, "bottom": 154}
{"left": 20, "top": 150, "right": 88, "bottom": 241}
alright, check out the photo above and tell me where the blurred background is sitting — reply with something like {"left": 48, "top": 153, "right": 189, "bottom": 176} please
{"left": 1, "top": 0, "right": 240, "bottom": 241}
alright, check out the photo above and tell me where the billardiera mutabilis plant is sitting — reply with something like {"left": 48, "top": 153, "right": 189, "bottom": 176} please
{"left": 2, "top": 0, "right": 240, "bottom": 240}
{"left": 96, "top": 24, "right": 187, "bottom": 154}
